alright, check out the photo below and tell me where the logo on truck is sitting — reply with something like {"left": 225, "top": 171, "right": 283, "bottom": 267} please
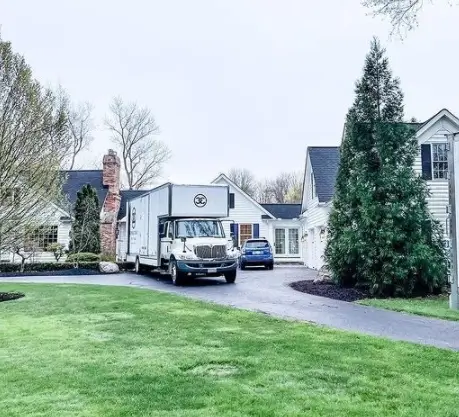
{"left": 194, "top": 194, "right": 207, "bottom": 208}
{"left": 131, "top": 207, "right": 136, "bottom": 229}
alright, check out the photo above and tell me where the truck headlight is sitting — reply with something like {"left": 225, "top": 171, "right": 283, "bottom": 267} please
{"left": 177, "top": 253, "right": 196, "bottom": 260}
{"left": 227, "top": 251, "right": 239, "bottom": 259}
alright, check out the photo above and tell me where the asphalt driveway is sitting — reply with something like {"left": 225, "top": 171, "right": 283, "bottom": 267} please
{"left": 3, "top": 265, "right": 459, "bottom": 350}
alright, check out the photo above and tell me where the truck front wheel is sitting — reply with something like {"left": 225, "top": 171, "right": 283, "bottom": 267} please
{"left": 224, "top": 270, "right": 237, "bottom": 284}
{"left": 170, "top": 259, "right": 186, "bottom": 286}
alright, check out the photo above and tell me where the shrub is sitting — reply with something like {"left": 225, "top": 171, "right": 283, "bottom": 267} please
{"left": 67, "top": 253, "right": 100, "bottom": 262}
{"left": 47, "top": 243, "right": 65, "bottom": 262}
{"left": 100, "top": 254, "right": 116, "bottom": 262}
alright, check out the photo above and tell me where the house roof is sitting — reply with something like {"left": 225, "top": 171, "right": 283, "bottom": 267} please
{"left": 61, "top": 170, "right": 108, "bottom": 208}
{"left": 308, "top": 147, "right": 340, "bottom": 203}
{"left": 118, "top": 189, "right": 150, "bottom": 220}
{"left": 261, "top": 204, "right": 301, "bottom": 219}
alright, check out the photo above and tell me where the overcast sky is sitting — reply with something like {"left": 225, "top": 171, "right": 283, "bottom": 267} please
{"left": 1, "top": 0, "right": 458, "bottom": 185}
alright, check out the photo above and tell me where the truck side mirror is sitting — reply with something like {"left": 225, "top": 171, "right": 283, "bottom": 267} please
{"left": 181, "top": 237, "right": 187, "bottom": 242}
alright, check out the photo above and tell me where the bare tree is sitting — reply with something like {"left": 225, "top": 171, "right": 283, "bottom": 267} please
{"left": 11, "top": 233, "right": 41, "bottom": 273}
{"left": 255, "top": 179, "right": 275, "bottom": 203}
{"left": 362, "top": 0, "right": 445, "bottom": 35}
{"left": 105, "top": 97, "right": 171, "bottom": 189}
{"left": 66, "top": 101, "right": 94, "bottom": 170}
{"left": 270, "top": 173, "right": 293, "bottom": 203}
{"left": 0, "top": 37, "right": 69, "bottom": 255}
{"left": 285, "top": 171, "right": 303, "bottom": 203}
{"left": 228, "top": 168, "right": 257, "bottom": 197}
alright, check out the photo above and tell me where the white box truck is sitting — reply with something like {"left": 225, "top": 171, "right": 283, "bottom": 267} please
{"left": 125, "top": 183, "right": 239, "bottom": 285}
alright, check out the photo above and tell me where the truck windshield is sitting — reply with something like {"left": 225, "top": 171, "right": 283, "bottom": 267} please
{"left": 176, "top": 220, "right": 224, "bottom": 238}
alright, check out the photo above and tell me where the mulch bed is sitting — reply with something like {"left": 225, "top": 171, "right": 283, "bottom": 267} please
{"left": 0, "top": 268, "right": 102, "bottom": 278}
{"left": 290, "top": 280, "right": 370, "bottom": 302}
{"left": 0, "top": 292, "right": 25, "bottom": 302}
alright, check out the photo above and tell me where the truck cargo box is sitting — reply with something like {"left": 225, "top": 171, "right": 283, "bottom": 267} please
{"left": 126, "top": 183, "right": 230, "bottom": 262}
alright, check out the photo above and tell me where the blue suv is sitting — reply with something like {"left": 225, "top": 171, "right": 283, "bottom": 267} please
{"left": 239, "top": 238, "right": 274, "bottom": 270}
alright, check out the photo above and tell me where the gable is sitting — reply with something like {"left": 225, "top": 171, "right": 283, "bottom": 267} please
{"left": 416, "top": 109, "right": 459, "bottom": 145}
{"left": 212, "top": 174, "right": 274, "bottom": 218}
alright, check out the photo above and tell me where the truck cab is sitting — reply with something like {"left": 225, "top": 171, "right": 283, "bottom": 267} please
{"left": 159, "top": 217, "right": 239, "bottom": 285}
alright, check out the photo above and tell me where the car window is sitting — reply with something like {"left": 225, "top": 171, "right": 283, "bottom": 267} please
{"left": 245, "top": 240, "right": 270, "bottom": 249}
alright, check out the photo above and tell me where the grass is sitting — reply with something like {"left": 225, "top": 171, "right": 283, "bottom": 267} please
{"left": 1, "top": 284, "right": 459, "bottom": 417}
{"left": 358, "top": 295, "right": 459, "bottom": 322}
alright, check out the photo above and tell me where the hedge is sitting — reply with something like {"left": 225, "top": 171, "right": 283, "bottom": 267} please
{"left": 0, "top": 261, "right": 135, "bottom": 273}
{"left": 0, "top": 262, "right": 100, "bottom": 273}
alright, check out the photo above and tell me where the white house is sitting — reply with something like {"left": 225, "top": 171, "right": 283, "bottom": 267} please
{"left": 1, "top": 150, "right": 123, "bottom": 264}
{"left": 300, "top": 146, "right": 340, "bottom": 270}
{"left": 300, "top": 108, "right": 459, "bottom": 270}
{"left": 212, "top": 174, "right": 303, "bottom": 263}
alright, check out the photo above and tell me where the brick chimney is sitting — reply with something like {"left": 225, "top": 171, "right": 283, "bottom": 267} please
{"left": 100, "top": 149, "right": 121, "bottom": 256}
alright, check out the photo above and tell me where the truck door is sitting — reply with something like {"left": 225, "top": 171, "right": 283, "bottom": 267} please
{"left": 160, "top": 221, "right": 173, "bottom": 261}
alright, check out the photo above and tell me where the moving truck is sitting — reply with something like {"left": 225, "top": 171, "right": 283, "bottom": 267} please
{"left": 125, "top": 183, "right": 239, "bottom": 285}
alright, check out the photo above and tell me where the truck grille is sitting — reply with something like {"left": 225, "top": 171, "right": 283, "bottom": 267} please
{"left": 194, "top": 245, "right": 226, "bottom": 259}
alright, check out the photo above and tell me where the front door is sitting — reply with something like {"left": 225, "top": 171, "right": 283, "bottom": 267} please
{"left": 274, "top": 228, "right": 300, "bottom": 258}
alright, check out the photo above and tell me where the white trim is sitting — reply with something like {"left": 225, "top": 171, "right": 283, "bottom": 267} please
{"left": 417, "top": 109, "right": 459, "bottom": 145}
{"left": 211, "top": 173, "right": 275, "bottom": 219}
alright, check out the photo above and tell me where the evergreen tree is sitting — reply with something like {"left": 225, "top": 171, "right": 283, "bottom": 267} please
{"left": 325, "top": 37, "right": 447, "bottom": 297}
{"left": 70, "top": 184, "right": 100, "bottom": 254}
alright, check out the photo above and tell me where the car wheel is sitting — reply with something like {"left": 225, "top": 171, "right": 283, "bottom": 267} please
{"left": 224, "top": 270, "right": 236, "bottom": 284}
{"left": 240, "top": 262, "right": 246, "bottom": 270}
{"left": 268, "top": 262, "right": 274, "bottom": 270}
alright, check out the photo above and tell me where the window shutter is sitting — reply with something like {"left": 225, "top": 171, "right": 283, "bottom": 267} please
{"left": 230, "top": 223, "right": 239, "bottom": 246}
{"left": 421, "top": 144, "right": 432, "bottom": 180}
{"left": 229, "top": 193, "right": 235, "bottom": 209}
{"left": 253, "top": 224, "right": 260, "bottom": 238}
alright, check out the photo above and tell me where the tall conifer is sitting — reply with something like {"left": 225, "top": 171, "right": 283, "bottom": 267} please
{"left": 325, "top": 37, "right": 447, "bottom": 297}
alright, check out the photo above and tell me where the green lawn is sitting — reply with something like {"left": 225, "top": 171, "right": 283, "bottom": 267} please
{"left": 358, "top": 295, "right": 459, "bottom": 322}
{"left": 1, "top": 284, "right": 459, "bottom": 417}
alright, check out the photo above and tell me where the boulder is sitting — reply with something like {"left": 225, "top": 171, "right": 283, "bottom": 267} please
{"left": 313, "top": 265, "right": 333, "bottom": 284}
{"left": 99, "top": 261, "right": 120, "bottom": 274}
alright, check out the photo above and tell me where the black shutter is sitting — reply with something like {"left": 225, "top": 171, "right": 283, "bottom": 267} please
{"left": 229, "top": 193, "right": 235, "bottom": 209}
{"left": 421, "top": 144, "right": 432, "bottom": 180}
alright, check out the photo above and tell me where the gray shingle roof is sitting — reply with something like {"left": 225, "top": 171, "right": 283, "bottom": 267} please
{"left": 118, "top": 189, "right": 150, "bottom": 220}
{"left": 61, "top": 170, "right": 108, "bottom": 208}
{"left": 308, "top": 147, "right": 340, "bottom": 203}
{"left": 261, "top": 204, "right": 301, "bottom": 219}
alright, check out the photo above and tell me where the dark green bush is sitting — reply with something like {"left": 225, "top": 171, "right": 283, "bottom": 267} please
{"left": 67, "top": 253, "right": 100, "bottom": 262}
{"left": 0, "top": 262, "right": 100, "bottom": 273}
{"left": 100, "top": 254, "right": 116, "bottom": 262}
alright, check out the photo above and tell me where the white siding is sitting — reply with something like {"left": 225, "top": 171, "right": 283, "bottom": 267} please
{"left": 301, "top": 153, "right": 331, "bottom": 269}
{"left": 213, "top": 178, "right": 270, "bottom": 246}
{"left": 413, "top": 127, "right": 450, "bottom": 236}
{"left": 3, "top": 220, "right": 71, "bottom": 264}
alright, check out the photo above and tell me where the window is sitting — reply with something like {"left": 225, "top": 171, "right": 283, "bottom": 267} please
{"left": 275, "top": 227, "right": 300, "bottom": 256}
{"left": 26, "top": 226, "right": 58, "bottom": 250}
{"left": 432, "top": 144, "right": 448, "bottom": 179}
{"left": 310, "top": 173, "right": 316, "bottom": 198}
{"left": 239, "top": 224, "right": 253, "bottom": 246}
{"left": 229, "top": 193, "right": 235, "bottom": 209}
{"left": 288, "top": 229, "right": 299, "bottom": 255}
{"left": 245, "top": 240, "right": 270, "bottom": 249}
{"left": 275, "top": 229, "right": 285, "bottom": 254}
{"left": 176, "top": 220, "right": 224, "bottom": 238}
